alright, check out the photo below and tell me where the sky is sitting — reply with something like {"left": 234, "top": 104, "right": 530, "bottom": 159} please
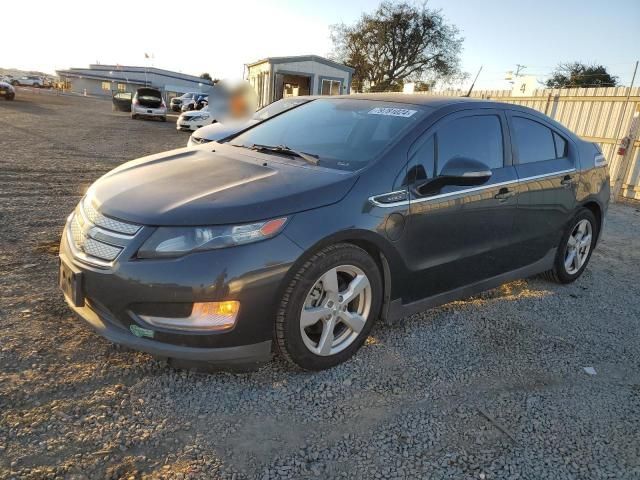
{"left": 3, "top": 0, "right": 639, "bottom": 90}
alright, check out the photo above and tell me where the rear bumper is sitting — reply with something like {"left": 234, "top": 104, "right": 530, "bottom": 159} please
{"left": 132, "top": 105, "right": 166, "bottom": 117}
{"left": 66, "top": 296, "right": 272, "bottom": 367}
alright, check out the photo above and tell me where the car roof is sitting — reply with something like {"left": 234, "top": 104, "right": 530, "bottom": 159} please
{"left": 327, "top": 93, "right": 499, "bottom": 108}
{"left": 314, "top": 93, "right": 554, "bottom": 119}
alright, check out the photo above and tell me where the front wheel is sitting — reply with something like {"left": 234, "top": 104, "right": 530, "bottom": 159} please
{"left": 542, "top": 208, "right": 597, "bottom": 284}
{"left": 275, "top": 243, "right": 382, "bottom": 370}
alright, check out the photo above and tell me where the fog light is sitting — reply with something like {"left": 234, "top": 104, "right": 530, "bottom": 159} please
{"left": 139, "top": 301, "right": 239, "bottom": 332}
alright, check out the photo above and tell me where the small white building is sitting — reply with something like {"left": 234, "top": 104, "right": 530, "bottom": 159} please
{"left": 246, "top": 55, "right": 354, "bottom": 107}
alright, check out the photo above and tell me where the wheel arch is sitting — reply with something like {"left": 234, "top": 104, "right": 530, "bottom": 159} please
{"left": 580, "top": 199, "right": 604, "bottom": 241}
{"left": 281, "top": 229, "right": 402, "bottom": 325}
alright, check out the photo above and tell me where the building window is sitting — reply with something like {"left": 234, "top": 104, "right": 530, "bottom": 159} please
{"left": 101, "top": 81, "right": 111, "bottom": 91}
{"left": 117, "top": 83, "right": 127, "bottom": 92}
{"left": 321, "top": 79, "right": 342, "bottom": 95}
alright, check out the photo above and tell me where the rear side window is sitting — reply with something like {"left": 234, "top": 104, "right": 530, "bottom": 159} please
{"left": 436, "top": 115, "right": 504, "bottom": 172}
{"left": 512, "top": 116, "right": 567, "bottom": 163}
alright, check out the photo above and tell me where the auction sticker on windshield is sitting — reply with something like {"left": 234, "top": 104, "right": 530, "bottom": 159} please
{"left": 368, "top": 107, "right": 417, "bottom": 117}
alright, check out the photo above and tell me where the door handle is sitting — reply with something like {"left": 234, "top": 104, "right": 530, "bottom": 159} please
{"left": 494, "top": 188, "right": 516, "bottom": 200}
{"left": 560, "top": 175, "right": 575, "bottom": 188}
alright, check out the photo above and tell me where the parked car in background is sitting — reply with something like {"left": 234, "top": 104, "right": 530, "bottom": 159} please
{"left": 188, "top": 96, "right": 312, "bottom": 147}
{"left": 131, "top": 88, "right": 167, "bottom": 121}
{"left": 176, "top": 105, "right": 214, "bottom": 131}
{"left": 170, "top": 92, "right": 199, "bottom": 112}
{"left": 12, "top": 75, "right": 44, "bottom": 87}
{"left": 0, "top": 81, "right": 16, "bottom": 100}
{"left": 112, "top": 91, "right": 133, "bottom": 112}
{"left": 181, "top": 94, "right": 208, "bottom": 112}
{"left": 59, "top": 95, "right": 609, "bottom": 371}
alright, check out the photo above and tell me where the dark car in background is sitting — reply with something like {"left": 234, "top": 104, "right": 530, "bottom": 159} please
{"left": 0, "top": 81, "right": 15, "bottom": 100}
{"left": 59, "top": 95, "right": 609, "bottom": 371}
{"left": 131, "top": 87, "right": 166, "bottom": 121}
{"left": 170, "top": 92, "right": 199, "bottom": 112}
{"left": 112, "top": 91, "right": 133, "bottom": 112}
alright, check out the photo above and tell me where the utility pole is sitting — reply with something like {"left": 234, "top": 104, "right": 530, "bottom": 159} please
{"left": 515, "top": 64, "right": 526, "bottom": 77}
{"left": 464, "top": 66, "right": 483, "bottom": 97}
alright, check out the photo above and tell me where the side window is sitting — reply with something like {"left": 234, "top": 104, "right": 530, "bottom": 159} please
{"left": 404, "top": 135, "right": 435, "bottom": 185}
{"left": 553, "top": 131, "right": 568, "bottom": 158}
{"left": 512, "top": 116, "right": 561, "bottom": 163}
{"left": 437, "top": 115, "right": 504, "bottom": 172}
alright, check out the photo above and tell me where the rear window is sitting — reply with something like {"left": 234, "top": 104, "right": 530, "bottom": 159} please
{"left": 230, "top": 99, "right": 430, "bottom": 170}
{"left": 137, "top": 89, "right": 162, "bottom": 98}
{"left": 512, "top": 116, "right": 567, "bottom": 164}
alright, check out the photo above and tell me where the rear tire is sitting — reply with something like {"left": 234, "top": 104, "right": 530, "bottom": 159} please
{"left": 541, "top": 208, "right": 597, "bottom": 284}
{"left": 275, "top": 243, "right": 382, "bottom": 370}
{"left": 131, "top": 114, "right": 138, "bottom": 120}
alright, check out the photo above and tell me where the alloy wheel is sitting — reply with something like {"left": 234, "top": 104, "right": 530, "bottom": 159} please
{"left": 564, "top": 219, "right": 593, "bottom": 275}
{"left": 300, "top": 265, "right": 372, "bottom": 356}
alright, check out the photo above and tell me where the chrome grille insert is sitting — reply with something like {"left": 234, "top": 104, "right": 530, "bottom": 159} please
{"left": 82, "top": 197, "right": 140, "bottom": 235}
{"left": 66, "top": 196, "right": 141, "bottom": 266}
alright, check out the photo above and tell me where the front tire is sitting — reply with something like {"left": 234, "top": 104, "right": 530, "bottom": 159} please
{"left": 275, "top": 243, "right": 382, "bottom": 370}
{"left": 542, "top": 208, "right": 597, "bottom": 284}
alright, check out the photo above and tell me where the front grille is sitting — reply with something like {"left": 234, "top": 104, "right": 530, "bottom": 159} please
{"left": 67, "top": 197, "right": 141, "bottom": 265}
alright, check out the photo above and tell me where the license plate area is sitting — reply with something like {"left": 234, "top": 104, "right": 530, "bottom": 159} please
{"left": 59, "top": 259, "right": 84, "bottom": 307}
{"left": 147, "top": 109, "right": 152, "bottom": 113}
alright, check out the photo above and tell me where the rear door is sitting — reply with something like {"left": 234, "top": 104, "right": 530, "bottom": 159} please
{"left": 506, "top": 111, "right": 579, "bottom": 267}
{"left": 398, "top": 109, "right": 520, "bottom": 302}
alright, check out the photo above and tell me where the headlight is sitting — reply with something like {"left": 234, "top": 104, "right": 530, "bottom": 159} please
{"left": 137, "top": 217, "right": 288, "bottom": 259}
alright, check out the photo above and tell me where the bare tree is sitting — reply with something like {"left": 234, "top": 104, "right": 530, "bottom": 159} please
{"left": 331, "top": 1, "right": 464, "bottom": 92}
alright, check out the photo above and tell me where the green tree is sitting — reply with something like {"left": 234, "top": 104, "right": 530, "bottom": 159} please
{"left": 199, "top": 73, "right": 213, "bottom": 81}
{"left": 546, "top": 63, "right": 617, "bottom": 88}
{"left": 330, "top": 1, "right": 463, "bottom": 92}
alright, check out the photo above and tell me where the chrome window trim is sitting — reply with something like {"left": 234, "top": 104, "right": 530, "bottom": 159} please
{"left": 368, "top": 168, "right": 576, "bottom": 208}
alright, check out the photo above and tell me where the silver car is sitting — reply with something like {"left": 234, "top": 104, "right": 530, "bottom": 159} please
{"left": 131, "top": 88, "right": 167, "bottom": 121}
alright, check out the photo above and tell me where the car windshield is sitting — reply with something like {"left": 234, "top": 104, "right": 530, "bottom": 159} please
{"left": 230, "top": 99, "right": 429, "bottom": 170}
{"left": 252, "top": 99, "right": 309, "bottom": 121}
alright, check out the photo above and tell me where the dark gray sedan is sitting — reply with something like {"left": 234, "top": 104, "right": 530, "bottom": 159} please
{"left": 59, "top": 95, "right": 609, "bottom": 370}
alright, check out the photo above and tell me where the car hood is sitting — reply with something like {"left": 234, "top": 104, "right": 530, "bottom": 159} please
{"left": 193, "top": 120, "right": 258, "bottom": 141}
{"left": 88, "top": 144, "right": 358, "bottom": 226}
{"left": 181, "top": 108, "right": 209, "bottom": 119}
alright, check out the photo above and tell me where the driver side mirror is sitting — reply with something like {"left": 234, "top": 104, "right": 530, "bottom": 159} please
{"left": 415, "top": 157, "right": 492, "bottom": 196}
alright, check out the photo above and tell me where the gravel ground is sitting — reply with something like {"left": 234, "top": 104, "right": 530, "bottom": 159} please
{"left": 1, "top": 90, "right": 640, "bottom": 480}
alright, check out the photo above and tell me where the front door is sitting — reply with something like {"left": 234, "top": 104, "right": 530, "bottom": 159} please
{"left": 506, "top": 112, "right": 579, "bottom": 268}
{"left": 400, "top": 109, "right": 519, "bottom": 303}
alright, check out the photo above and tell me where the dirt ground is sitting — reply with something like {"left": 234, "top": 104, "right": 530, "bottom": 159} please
{"left": 1, "top": 90, "right": 639, "bottom": 480}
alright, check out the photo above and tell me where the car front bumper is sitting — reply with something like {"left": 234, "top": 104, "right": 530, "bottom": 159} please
{"left": 176, "top": 120, "right": 208, "bottom": 131}
{"left": 58, "top": 216, "right": 304, "bottom": 367}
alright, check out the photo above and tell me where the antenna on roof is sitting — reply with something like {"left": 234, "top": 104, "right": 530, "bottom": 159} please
{"left": 463, "top": 66, "right": 483, "bottom": 97}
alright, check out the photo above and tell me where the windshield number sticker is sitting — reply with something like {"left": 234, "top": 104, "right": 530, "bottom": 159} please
{"left": 368, "top": 107, "right": 417, "bottom": 118}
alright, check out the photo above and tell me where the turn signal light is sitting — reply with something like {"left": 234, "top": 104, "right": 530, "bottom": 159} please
{"left": 138, "top": 301, "right": 240, "bottom": 331}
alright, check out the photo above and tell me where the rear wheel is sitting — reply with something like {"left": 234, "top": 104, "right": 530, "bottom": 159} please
{"left": 131, "top": 114, "right": 138, "bottom": 120}
{"left": 275, "top": 243, "right": 382, "bottom": 370}
{"left": 542, "top": 208, "right": 597, "bottom": 284}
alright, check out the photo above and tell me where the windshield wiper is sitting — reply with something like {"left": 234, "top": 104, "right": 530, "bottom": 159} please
{"left": 249, "top": 144, "right": 319, "bottom": 166}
